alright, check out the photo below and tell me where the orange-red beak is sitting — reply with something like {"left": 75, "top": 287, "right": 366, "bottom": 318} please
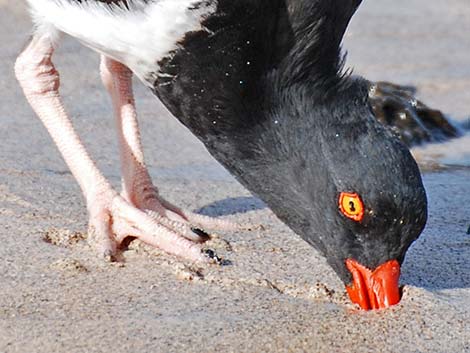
{"left": 345, "top": 259, "right": 401, "bottom": 310}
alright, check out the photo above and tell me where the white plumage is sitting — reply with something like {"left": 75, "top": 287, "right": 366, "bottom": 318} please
{"left": 26, "top": 0, "right": 216, "bottom": 83}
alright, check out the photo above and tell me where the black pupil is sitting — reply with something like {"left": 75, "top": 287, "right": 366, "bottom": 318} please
{"left": 349, "top": 201, "right": 356, "bottom": 212}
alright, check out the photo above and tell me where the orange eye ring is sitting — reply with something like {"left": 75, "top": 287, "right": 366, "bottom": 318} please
{"left": 339, "top": 192, "right": 364, "bottom": 222}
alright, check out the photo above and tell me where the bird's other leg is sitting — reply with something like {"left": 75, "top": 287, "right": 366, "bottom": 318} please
{"left": 15, "top": 33, "right": 207, "bottom": 262}
{"left": 99, "top": 56, "right": 249, "bottom": 235}
{"left": 99, "top": 56, "right": 204, "bottom": 241}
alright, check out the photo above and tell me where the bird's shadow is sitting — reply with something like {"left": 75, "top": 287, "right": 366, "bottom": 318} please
{"left": 195, "top": 196, "right": 267, "bottom": 217}
{"left": 400, "top": 228, "right": 470, "bottom": 292}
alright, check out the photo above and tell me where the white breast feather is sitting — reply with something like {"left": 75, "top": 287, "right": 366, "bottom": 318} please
{"left": 26, "top": 0, "right": 216, "bottom": 83}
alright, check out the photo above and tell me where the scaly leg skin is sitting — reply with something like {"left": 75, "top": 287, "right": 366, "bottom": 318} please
{"left": 14, "top": 33, "right": 209, "bottom": 262}
{"left": 99, "top": 56, "right": 256, "bottom": 238}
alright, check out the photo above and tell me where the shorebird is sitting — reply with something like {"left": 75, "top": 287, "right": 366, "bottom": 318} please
{"left": 16, "top": 0, "right": 427, "bottom": 310}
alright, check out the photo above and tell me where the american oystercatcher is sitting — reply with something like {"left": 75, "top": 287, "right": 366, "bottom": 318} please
{"left": 15, "top": 0, "right": 427, "bottom": 310}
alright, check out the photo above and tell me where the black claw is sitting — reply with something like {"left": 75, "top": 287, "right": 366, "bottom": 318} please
{"left": 191, "top": 227, "right": 210, "bottom": 241}
{"left": 202, "top": 248, "right": 216, "bottom": 258}
{"left": 202, "top": 248, "right": 223, "bottom": 265}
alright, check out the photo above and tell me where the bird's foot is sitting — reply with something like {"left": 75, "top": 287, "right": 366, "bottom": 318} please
{"left": 86, "top": 188, "right": 216, "bottom": 263}
{"left": 121, "top": 184, "right": 260, "bottom": 245}
{"left": 156, "top": 195, "right": 261, "bottom": 232}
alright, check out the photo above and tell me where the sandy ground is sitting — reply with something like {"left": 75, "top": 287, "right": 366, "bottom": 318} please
{"left": 1, "top": 1, "right": 469, "bottom": 352}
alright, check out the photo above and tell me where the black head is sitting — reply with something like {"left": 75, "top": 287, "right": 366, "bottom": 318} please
{"left": 223, "top": 77, "right": 427, "bottom": 284}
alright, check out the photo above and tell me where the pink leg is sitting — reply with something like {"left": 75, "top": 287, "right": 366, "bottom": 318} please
{"left": 99, "top": 57, "right": 254, "bottom": 235}
{"left": 15, "top": 33, "right": 207, "bottom": 262}
{"left": 99, "top": 57, "right": 198, "bottom": 240}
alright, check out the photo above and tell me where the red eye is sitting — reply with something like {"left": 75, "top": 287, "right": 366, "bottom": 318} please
{"left": 339, "top": 192, "right": 364, "bottom": 222}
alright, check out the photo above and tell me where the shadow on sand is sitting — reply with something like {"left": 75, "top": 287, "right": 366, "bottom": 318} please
{"left": 195, "top": 196, "right": 267, "bottom": 217}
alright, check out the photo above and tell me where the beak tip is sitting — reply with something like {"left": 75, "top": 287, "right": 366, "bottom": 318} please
{"left": 345, "top": 259, "right": 401, "bottom": 310}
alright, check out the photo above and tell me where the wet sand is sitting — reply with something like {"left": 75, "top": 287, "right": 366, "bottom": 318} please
{"left": 1, "top": 1, "right": 469, "bottom": 352}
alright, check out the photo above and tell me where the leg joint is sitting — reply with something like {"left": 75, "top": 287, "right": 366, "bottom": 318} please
{"left": 15, "top": 40, "right": 60, "bottom": 95}
{"left": 99, "top": 56, "right": 132, "bottom": 92}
